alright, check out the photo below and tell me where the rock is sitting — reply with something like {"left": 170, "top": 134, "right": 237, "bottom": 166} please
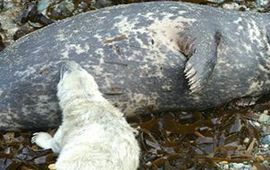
{"left": 261, "top": 134, "right": 270, "bottom": 144}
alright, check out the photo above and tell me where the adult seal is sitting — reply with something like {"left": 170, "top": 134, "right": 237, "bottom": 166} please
{"left": 0, "top": 2, "right": 270, "bottom": 130}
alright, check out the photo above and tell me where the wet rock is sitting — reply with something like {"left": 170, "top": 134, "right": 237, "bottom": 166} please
{"left": 19, "top": 2, "right": 53, "bottom": 27}
{"left": 229, "top": 163, "right": 252, "bottom": 170}
{"left": 0, "top": 3, "right": 21, "bottom": 46}
{"left": 249, "top": 120, "right": 261, "bottom": 128}
{"left": 20, "top": 3, "right": 38, "bottom": 24}
{"left": 222, "top": 2, "right": 248, "bottom": 11}
{"left": 256, "top": 0, "right": 270, "bottom": 9}
{"left": 233, "top": 0, "right": 244, "bottom": 3}
{"left": 37, "top": 0, "right": 51, "bottom": 14}
{"left": 262, "top": 160, "right": 270, "bottom": 168}
{"left": 258, "top": 111, "right": 270, "bottom": 124}
{"left": 47, "top": 0, "right": 75, "bottom": 20}
{"left": 0, "top": 158, "right": 13, "bottom": 170}
{"left": 94, "top": 0, "right": 112, "bottom": 8}
{"left": 13, "top": 24, "right": 35, "bottom": 40}
{"left": 207, "top": 0, "right": 225, "bottom": 4}
{"left": 34, "top": 155, "right": 48, "bottom": 164}
{"left": 229, "top": 114, "right": 242, "bottom": 133}
{"left": 0, "top": 0, "right": 16, "bottom": 11}
{"left": 46, "top": 0, "right": 96, "bottom": 20}
{"left": 261, "top": 134, "right": 270, "bottom": 145}
{"left": 243, "top": 138, "right": 250, "bottom": 144}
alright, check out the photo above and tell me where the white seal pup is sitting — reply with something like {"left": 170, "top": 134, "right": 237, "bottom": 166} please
{"left": 31, "top": 61, "right": 140, "bottom": 170}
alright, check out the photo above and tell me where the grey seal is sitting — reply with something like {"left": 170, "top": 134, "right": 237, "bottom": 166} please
{"left": 0, "top": 2, "right": 270, "bottom": 130}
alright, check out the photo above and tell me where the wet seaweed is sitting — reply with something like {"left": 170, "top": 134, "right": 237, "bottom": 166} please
{"left": 0, "top": 102, "right": 269, "bottom": 169}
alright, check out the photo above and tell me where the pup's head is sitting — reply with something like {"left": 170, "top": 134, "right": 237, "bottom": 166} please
{"left": 57, "top": 61, "right": 102, "bottom": 109}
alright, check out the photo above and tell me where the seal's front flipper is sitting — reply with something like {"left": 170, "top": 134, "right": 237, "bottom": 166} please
{"left": 235, "top": 96, "right": 260, "bottom": 106}
{"left": 179, "top": 31, "right": 221, "bottom": 93}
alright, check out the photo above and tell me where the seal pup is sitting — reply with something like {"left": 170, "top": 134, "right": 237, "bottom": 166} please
{"left": 1, "top": 2, "right": 270, "bottom": 130}
{"left": 31, "top": 61, "right": 140, "bottom": 170}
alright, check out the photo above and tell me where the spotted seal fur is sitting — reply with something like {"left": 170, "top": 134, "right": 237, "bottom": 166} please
{"left": 0, "top": 2, "right": 270, "bottom": 130}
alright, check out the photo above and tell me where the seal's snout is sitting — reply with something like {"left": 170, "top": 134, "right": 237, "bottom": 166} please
{"left": 60, "top": 61, "right": 81, "bottom": 78}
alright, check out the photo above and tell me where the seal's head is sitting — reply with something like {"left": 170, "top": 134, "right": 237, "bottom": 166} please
{"left": 57, "top": 61, "right": 103, "bottom": 110}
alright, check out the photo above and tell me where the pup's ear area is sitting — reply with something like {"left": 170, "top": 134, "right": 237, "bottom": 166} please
{"left": 60, "top": 60, "right": 82, "bottom": 78}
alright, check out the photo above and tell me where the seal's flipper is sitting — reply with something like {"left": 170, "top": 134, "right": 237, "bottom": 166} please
{"left": 179, "top": 32, "right": 221, "bottom": 93}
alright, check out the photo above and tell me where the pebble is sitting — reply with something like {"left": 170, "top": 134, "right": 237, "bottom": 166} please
{"left": 258, "top": 113, "right": 270, "bottom": 124}
{"left": 261, "top": 134, "right": 270, "bottom": 145}
{"left": 229, "top": 163, "right": 252, "bottom": 170}
{"left": 256, "top": 0, "right": 270, "bottom": 7}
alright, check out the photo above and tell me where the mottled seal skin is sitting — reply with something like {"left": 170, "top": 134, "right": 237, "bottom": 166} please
{"left": 0, "top": 2, "right": 270, "bottom": 130}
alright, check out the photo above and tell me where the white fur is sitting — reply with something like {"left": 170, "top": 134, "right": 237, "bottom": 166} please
{"left": 32, "top": 61, "right": 140, "bottom": 170}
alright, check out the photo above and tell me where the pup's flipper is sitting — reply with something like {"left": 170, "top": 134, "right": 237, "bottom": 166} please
{"left": 32, "top": 132, "right": 61, "bottom": 153}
